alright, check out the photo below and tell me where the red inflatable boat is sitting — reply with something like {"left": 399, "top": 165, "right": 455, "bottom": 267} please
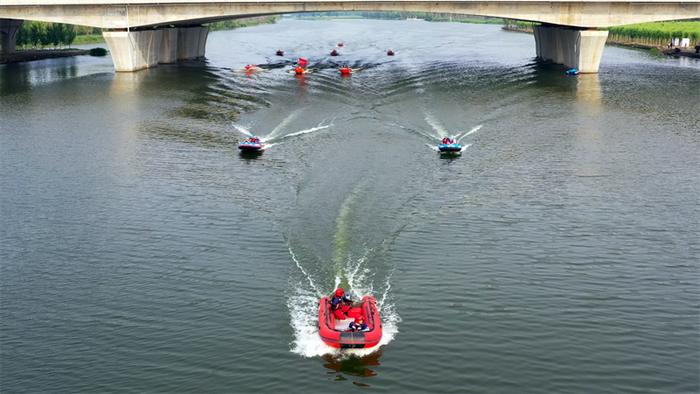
{"left": 318, "top": 295, "right": 382, "bottom": 349}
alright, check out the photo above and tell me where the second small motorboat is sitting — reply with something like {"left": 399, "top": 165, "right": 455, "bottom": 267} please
{"left": 437, "top": 137, "right": 462, "bottom": 153}
{"left": 238, "top": 137, "right": 264, "bottom": 153}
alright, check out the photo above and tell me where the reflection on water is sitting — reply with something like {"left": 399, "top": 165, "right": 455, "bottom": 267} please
{"left": 322, "top": 350, "right": 383, "bottom": 384}
{"left": 576, "top": 73, "right": 602, "bottom": 108}
{"left": 110, "top": 71, "right": 147, "bottom": 96}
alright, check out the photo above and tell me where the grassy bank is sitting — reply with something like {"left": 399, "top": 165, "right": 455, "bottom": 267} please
{"left": 609, "top": 21, "right": 700, "bottom": 47}
{"left": 72, "top": 34, "right": 104, "bottom": 45}
{"left": 207, "top": 16, "right": 280, "bottom": 31}
{"left": 503, "top": 20, "right": 700, "bottom": 47}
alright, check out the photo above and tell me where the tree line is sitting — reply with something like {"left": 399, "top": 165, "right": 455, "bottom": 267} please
{"left": 15, "top": 22, "right": 95, "bottom": 49}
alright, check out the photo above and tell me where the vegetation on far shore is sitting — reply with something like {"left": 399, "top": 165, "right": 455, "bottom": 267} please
{"left": 207, "top": 16, "right": 280, "bottom": 31}
{"left": 12, "top": 17, "right": 279, "bottom": 49}
{"left": 503, "top": 19, "right": 700, "bottom": 46}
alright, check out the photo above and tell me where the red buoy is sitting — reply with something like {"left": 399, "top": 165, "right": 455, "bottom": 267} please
{"left": 339, "top": 67, "right": 351, "bottom": 76}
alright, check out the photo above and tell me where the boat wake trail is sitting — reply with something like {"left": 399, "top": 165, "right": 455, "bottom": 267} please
{"left": 232, "top": 121, "right": 332, "bottom": 148}
{"left": 455, "top": 125, "right": 482, "bottom": 142}
{"left": 272, "top": 124, "right": 330, "bottom": 142}
{"left": 424, "top": 111, "right": 449, "bottom": 139}
{"left": 287, "top": 182, "right": 401, "bottom": 358}
{"left": 265, "top": 109, "right": 303, "bottom": 141}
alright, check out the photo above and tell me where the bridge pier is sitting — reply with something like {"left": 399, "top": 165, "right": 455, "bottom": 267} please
{"left": 534, "top": 25, "right": 608, "bottom": 73}
{"left": 177, "top": 26, "right": 209, "bottom": 60}
{"left": 103, "top": 30, "right": 162, "bottom": 72}
{"left": 0, "top": 19, "right": 22, "bottom": 55}
{"left": 159, "top": 27, "right": 179, "bottom": 64}
{"left": 103, "top": 25, "right": 209, "bottom": 72}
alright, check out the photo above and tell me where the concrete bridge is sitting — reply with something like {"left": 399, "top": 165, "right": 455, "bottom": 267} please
{"left": 1, "top": 0, "right": 699, "bottom": 73}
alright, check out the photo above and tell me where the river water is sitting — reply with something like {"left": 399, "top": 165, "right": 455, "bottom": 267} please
{"left": 1, "top": 19, "right": 699, "bottom": 393}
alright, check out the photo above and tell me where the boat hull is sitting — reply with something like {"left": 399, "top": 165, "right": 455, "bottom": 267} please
{"left": 438, "top": 143, "right": 462, "bottom": 152}
{"left": 318, "top": 295, "right": 382, "bottom": 349}
{"left": 238, "top": 143, "right": 264, "bottom": 152}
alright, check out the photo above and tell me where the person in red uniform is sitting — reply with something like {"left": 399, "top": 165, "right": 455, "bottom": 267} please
{"left": 348, "top": 316, "right": 368, "bottom": 332}
{"left": 298, "top": 57, "right": 309, "bottom": 68}
{"left": 330, "top": 288, "right": 352, "bottom": 319}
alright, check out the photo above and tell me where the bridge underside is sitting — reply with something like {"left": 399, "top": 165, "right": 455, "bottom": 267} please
{"left": 1, "top": 2, "right": 698, "bottom": 29}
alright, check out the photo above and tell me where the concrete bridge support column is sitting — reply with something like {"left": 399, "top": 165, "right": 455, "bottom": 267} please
{"left": 0, "top": 19, "right": 22, "bottom": 54}
{"left": 159, "top": 28, "right": 178, "bottom": 64}
{"left": 534, "top": 25, "right": 608, "bottom": 73}
{"left": 177, "top": 26, "right": 209, "bottom": 60}
{"left": 103, "top": 30, "right": 162, "bottom": 72}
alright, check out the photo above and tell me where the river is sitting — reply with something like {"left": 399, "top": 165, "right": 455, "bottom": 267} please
{"left": 1, "top": 19, "right": 698, "bottom": 393}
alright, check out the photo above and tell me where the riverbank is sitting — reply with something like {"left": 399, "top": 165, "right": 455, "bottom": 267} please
{"left": 3, "top": 16, "right": 278, "bottom": 65}
{"left": 502, "top": 25, "right": 700, "bottom": 59}
{"left": 0, "top": 48, "right": 89, "bottom": 65}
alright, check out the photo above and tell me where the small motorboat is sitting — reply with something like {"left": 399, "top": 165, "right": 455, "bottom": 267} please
{"left": 565, "top": 68, "right": 579, "bottom": 76}
{"left": 438, "top": 138, "right": 462, "bottom": 153}
{"left": 275, "top": 49, "right": 284, "bottom": 56}
{"left": 330, "top": 49, "right": 339, "bottom": 56}
{"left": 238, "top": 137, "right": 264, "bottom": 153}
{"left": 318, "top": 295, "right": 382, "bottom": 349}
{"left": 387, "top": 49, "right": 395, "bottom": 56}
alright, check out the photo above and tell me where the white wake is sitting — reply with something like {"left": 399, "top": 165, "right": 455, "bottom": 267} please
{"left": 287, "top": 247, "right": 400, "bottom": 358}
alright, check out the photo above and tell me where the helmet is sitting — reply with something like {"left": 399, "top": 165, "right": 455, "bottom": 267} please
{"left": 335, "top": 288, "right": 344, "bottom": 297}
{"left": 355, "top": 316, "right": 364, "bottom": 323}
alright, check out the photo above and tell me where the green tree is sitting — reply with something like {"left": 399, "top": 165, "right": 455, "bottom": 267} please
{"left": 63, "top": 25, "right": 77, "bottom": 47}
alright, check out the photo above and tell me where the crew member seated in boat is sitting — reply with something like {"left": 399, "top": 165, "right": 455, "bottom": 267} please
{"left": 331, "top": 288, "right": 352, "bottom": 319}
{"left": 442, "top": 137, "right": 453, "bottom": 144}
{"left": 348, "top": 316, "right": 368, "bottom": 332}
